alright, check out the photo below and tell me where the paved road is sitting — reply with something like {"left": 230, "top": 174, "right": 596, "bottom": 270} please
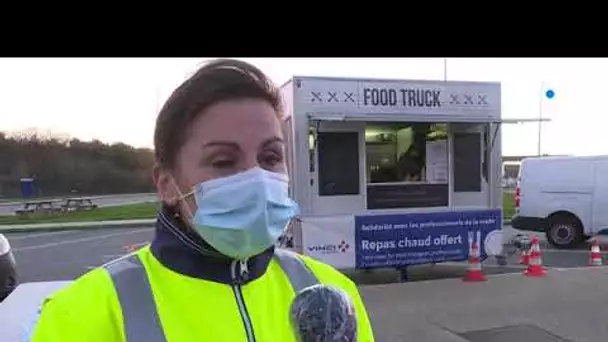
{"left": 0, "top": 193, "right": 158, "bottom": 216}
{"left": 6, "top": 225, "right": 604, "bottom": 284}
{"left": 362, "top": 267, "right": 608, "bottom": 342}
{"left": 9, "top": 227, "right": 155, "bottom": 282}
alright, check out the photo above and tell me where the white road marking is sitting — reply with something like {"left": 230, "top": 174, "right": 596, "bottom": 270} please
{"left": 442, "top": 261, "right": 530, "bottom": 270}
{"left": 6, "top": 230, "right": 81, "bottom": 241}
{"left": 88, "top": 255, "right": 123, "bottom": 270}
{"left": 102, "top": 254, "right": 125, "bottom": 259}
{"left": 481, "top": 264, "right": 530, "bottom": 270}
{"left": 13, "top": 228, "right": 150, "bottom": 252}
{"left": 541, "top": 248, "right": 603, "bottom": 254}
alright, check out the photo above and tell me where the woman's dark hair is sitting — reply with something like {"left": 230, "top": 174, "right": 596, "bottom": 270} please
{"left": 153, "top": 59, "right": 283, "bottom": 170}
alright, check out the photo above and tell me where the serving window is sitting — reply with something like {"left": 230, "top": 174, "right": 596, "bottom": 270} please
{"left": 365, "top": 122, "right": 449, "bottom": 209}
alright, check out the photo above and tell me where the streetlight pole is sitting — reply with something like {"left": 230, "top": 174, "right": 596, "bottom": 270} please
{"left": 537, "top": 83, "right": 556, "bottom": 156}
{"left": 537, "top": 81, "right": 544, "bottom": 156}
{"left": 443, "top": 58, "right": 448, "bottom": 81}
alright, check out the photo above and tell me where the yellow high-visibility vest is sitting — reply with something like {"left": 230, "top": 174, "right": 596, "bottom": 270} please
{"left": 29, "top": 246, "right": 375, "bottom": 342}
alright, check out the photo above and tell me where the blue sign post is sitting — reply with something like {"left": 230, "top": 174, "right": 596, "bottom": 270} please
{"left": 354, "top": 209, "right": 502, "bottom": 268}
{"left": 20, "top": 178, "right": 35, "bottom": 198}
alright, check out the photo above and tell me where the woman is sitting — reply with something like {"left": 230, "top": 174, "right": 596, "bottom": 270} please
{"left": 28, "top": 59, "right": 375, "bottom": 341}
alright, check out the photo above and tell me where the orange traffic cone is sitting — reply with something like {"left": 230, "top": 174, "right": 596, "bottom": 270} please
{"left": 589, "top": 238, "right": 603, "bottom": 266}
{"left": 123, "top": 244, "right": 137, "bottom": 253}
{"left": 524, "top": 235, "right": 547, "bottom": 277}
{"left": 463, "top": 241, "right": 487, "bottom": 282}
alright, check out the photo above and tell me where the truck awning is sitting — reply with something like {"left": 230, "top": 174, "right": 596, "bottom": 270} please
{"left": 488, "top": 117, "right": 552, "bottom": 151}
{"left": 500, "top": 118, "right": 552, "bottom": 124}
{"left": 308, "top": 113, "right": 552, "bottom": 125}
{"left": 307, "top": 112, "right": 502, "bottom": 123}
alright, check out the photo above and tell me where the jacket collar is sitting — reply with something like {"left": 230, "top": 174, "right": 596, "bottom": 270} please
{"left": 150, "top": 205, "right": 274, "bottom": 285}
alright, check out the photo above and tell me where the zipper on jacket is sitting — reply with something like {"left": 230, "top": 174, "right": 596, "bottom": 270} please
{"left": 231, "top": 259, "right": 256, "bottom": 342}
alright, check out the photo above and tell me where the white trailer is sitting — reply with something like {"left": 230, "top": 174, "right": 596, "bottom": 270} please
{"left": 280, "top": 76, "right": 506, "bottom": 275}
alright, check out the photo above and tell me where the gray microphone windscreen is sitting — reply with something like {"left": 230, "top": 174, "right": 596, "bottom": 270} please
{"left": 0, "top": 234, "right": 18, "bottom": 303}
{"left": 289, "top": 284, "right": 357, "bottom": 342}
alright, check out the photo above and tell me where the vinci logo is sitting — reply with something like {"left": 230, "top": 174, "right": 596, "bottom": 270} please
{"left": 307, "top": 240, "right": 350, "bottom": 254}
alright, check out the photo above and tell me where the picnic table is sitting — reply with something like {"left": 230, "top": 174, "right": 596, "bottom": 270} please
{"left": 14, "top": 200, "right": 63, "bottom": 216}
{"left": 61, "top": 197, "right": 98, "bottom": 212}
{"left": 13, "top": 197, "right": 98, "bottom": 216}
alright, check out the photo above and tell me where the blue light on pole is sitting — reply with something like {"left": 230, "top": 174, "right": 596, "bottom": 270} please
{"left": 545, "top": 89, "right": 555, "bottom": 99}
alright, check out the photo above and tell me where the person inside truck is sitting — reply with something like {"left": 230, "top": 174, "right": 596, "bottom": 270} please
{"left": 397, "top": 146, "right": 423, "bottom": 181}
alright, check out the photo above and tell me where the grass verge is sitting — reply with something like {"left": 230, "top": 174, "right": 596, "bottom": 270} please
{"left": 503, "top": 191, "right": 515, "bottom": 219}
{"left": 0, "top": 202, "right": 160, "bottom": 225}
{"left": 0, "top": 192, "right": 516, "bottom": 226}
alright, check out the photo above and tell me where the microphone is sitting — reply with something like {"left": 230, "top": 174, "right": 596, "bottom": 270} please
{"left": 290, "top": 284, "right": 357, "bottom": 342}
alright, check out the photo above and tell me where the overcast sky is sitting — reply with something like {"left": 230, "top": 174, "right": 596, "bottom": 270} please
{"left": 0, "top": 58, "right": 604, "bottom": 156}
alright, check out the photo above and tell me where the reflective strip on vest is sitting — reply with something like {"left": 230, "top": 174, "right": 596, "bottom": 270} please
{"left": 103, "top": 249, "right": 319, "bottom": 342}
{"left": 104, "top": 255, "right": 166, "bottom": 342}
{"left": 273, "top": 248, "right": 319, "bottom": 293}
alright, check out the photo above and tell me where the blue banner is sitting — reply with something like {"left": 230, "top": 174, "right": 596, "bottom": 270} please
{"left": 354, "top": 209, "right": 502, "bottom": 268}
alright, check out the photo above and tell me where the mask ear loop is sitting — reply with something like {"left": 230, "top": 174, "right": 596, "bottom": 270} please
{"left": 167, "top": 180, "right": 225, "bottom": 258}
{"left": 170, "top": 179, "right": 197, "bottom": 221}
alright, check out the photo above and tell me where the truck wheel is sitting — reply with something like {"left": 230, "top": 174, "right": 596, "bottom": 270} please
{"left": 546, "top": 214, "right": 584, "bottom": 249}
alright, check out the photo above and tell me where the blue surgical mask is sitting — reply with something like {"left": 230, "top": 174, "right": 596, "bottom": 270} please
{"left": 179, "top": 167, "right": 300, "bottom": 260}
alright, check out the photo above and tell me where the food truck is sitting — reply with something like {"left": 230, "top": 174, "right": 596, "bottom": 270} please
{"left": 280, "top": 76, "right": 504, "bottom": 277}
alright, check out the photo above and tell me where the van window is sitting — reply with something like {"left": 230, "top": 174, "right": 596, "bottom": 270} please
{"left": 317, "top": 132, "right": 360, "bottom": 196}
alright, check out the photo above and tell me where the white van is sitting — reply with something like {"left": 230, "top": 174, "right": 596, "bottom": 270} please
{"left": 511, "top": 155, "right": 608, "bottom": 249}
